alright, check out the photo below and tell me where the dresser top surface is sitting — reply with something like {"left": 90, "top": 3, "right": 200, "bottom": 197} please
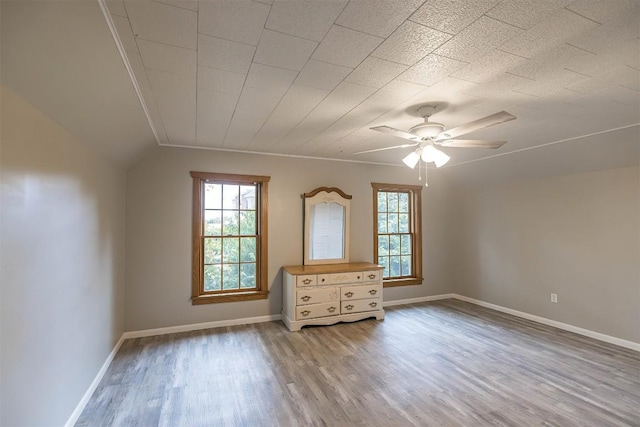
{"left": 283, "top": 262, "right": 382, "bottom": 275}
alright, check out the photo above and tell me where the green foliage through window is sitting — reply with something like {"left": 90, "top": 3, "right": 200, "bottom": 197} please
{"left": 376, "top": 190, "right": 412, "bottom": 279}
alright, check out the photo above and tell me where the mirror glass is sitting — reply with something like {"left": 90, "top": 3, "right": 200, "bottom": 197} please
{"left": 304, "top": 187, "right": 351, "bottom": 265}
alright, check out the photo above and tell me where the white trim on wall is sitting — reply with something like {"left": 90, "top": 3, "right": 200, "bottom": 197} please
{"left": 66, "top": 294, "right": 639, "bottom": 425}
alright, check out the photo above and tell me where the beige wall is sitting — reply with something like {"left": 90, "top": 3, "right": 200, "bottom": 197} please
{"left": 452, "top": 166, "right": 640, "bottom": 343}
{"left": 0, "top": 87, "right": 127, "bottom": 426}
{"left": 125, "top": 146, "right": 454, "bottom": 331}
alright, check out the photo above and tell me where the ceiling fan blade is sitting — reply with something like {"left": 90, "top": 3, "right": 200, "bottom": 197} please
{"left": 435, "top": 111, "right": 516, "bottom": 140}
{"left": 353, "top": 142, "right": 419, "bottom": 155}
{"left": 435, "top": 139, "right": 507, "bottom": 149}
{"left": 370, "top": 125, "right": 423, "bottom": 142}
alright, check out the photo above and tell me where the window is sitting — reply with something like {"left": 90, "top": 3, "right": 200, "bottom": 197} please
{"left": 191, "top": 172, "right": 270, "bottom": 304}
{"left": 372, "top": 183, "right": 423, "bottom": 287}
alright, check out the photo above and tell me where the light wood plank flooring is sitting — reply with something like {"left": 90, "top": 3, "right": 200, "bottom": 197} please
{"left": 76, "top": 300, "right": 640, "bottom": 426}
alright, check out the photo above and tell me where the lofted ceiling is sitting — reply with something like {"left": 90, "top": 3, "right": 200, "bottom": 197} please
{"left": 2, "top": 0, "right": 638, "bottom": 172}
{"left": 103, "top": 0, "right": 640, "bottom": 168}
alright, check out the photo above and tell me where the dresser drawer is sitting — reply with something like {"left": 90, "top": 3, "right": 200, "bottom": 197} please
{"left": 341, "top": 298, "right": 382, "bottom": 314}
{"left": 340, "top": 284, "right": 381, "bottom": 301}
{"left": 361, "top": 270, "right": 381, "bottom": 282}
{"left": 296, "top": 286, "right": 338, "bottom": 305}
{"left": 296, "top": 302, "right": 340, "bottom": 320}
{"left": 317, "top": 271, "right": 363, "bottom": 285}
{"left": 296, "top": 275, "right": 317, "bottom": 287}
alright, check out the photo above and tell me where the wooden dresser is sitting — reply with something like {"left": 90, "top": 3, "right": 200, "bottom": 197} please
{"left": 282, "top": 262, "right": 385, "bottom": 332}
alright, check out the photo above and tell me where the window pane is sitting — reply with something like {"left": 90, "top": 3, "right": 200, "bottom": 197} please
{"left": 204, "top": 183, "right": 222, "bottom": 209}
{"left": 388, "top": 192, "right": 398, "bottom": 212}
{"left": 378, "top": 235, "right": 389, "bottom": 256}
{"left": 377, "top": 213, "right": 387, "bottom": 234}
{"left": 222, "top": 211, "right": 239, "bottom": 235}
{"left": 389, "top": 256, "right": 401, "bottom": 277}
{"left": 401, "top": 256, "right": 412, "bottom": 276}
{"left": 222, "top": 184, "right": 239, "bottom": 209}
{"left": 389, "top": 235, "right": 401, "bottom": 255}
{"left": 240, "top": 237, "right": 256, "bottom": 262}
{"left": 204, "top": 265, "right": 221, "bottom": 291}
{"left": 398, "top": 213, "right": 409, "bottom": 233}
{"left": 398, "top": 193, "right": 409, "bottom": 212}
{"left": 204, "top": 210, "right": 222, "bottom": 236}
{"left": 223, "top": 238, "right": 239, "bottom": 262}
{"left": 401, "top": 235, "right": 412, "bottom": 255}
{"left": 240, "top": 263, "right": 256, "bottom": 289}
{"left": 378, "top": 256, "right": 389, "bottom": 278}
{"left": 377, "top": 191, "right": 387, "bottom": 212}
{"left": 240, "top": 211, "right": 256, "bottom": 235}
{"left": 388, "top": 213, "right": 399, "bottom": 233}
{"left": 240, "top": 185, "right": 256, "bottom": 210}
{"left": 204, "top": 238, "right": 222, "bottom": 264}
{"left": 222, "top": 264, "right": 239, "bottom": 290}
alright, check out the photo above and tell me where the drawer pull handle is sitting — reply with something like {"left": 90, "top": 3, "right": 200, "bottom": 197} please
{"left": 327, "top": 307, "right": 336, "bottom": 313}
{"left": 301, "top": 310, "right": 310, "bottom": 316}
{"left": 369, "top": 302, "right": 377, "bottom": 308}
{"left": 357, "top": 276, "right": 360, "bottom": 279}
{"left": 321, "top": 278, "right": 325, "bottom": 282}
{"left": 368, "top": 290, "right": 377, "bottom": 295}
{"left": 345, "top": 305, "right": 354, "bottom": 310}
{"left": 302, "top": 279, "right": 312, "bottom": 284}
{"left": 344, "top": 292, "right": 354, "bottom": 297}
{"left": 368, "top": 274, "right": 376, "bottom": 279}
{"left": 301, "top": 296, "right": 311, "bottom": 302}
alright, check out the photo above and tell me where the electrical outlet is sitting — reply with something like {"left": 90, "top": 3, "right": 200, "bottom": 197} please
{"left": 551, "top": 293, "right": 558, "bottom": 303}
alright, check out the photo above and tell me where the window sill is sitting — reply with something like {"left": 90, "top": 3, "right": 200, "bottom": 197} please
{"left": 383, "top": 278, "right": 423, "bottom": 288}
{"left": 192, "top": 290, "right": 269, "bottom": 305}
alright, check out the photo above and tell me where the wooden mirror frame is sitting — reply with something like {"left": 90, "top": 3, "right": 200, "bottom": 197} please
{"left": 303, "top": 187, "right": 352, "bottom": 265}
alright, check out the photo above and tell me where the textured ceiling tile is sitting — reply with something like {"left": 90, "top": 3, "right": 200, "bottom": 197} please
{"left": 486, "top": 0, "right": 572, "bottom": 30}
{"left": 125, "top": 0, "right": 196, "bottom": 49}
{"left": 336, "top": 0, "right": 424, "bottom": 38}
{"left": 197, "top": 69, "right": 241, "bottom": 146}
{"left": 410, "top": 0, "right": 500, "bottom": 35}
{"left": 137, "top": 39, "right": 196, "bottom": 76}
{"left": 508, "top": 44, "right": 592, "bottom": 80}
{"left": 463, "top": 73, "right": 536, "bottom": 98}
{"left": 294, "top": 60, "right": 352, "bottom": 91}
{"left": 111, "top": 15, "right": 139, "bottom": 56}
{"left": 514, "top": 68, "right": 588, "bottom": 97}
{"left": 345, "top": 57, "right": 408, "bottom": 88}
{"left": 311, "top": 25, "right": 384, "bottom": 68}
{"left": 452, "top": 49, "right": 526, "bottom": 83}
{"left": 154, "top": 0, "right": 198, "bottom": 11}
{"left": 372, "top": 21, "right": 451, "bottom": 66}
{"left": 147, "top": 68, "right": 196, "bottom": 145}
{"left": 197, "top": 65, "right": 244, "bottom": 95}
{"left": 107, "top": 1, "right": 127, "bottom": 17}
{"left": 398, "top": 54, "right": 467, "bottom": 86}
{"left": 498, "top": 9, "right": 599, "bottom": 59}
{"left": 249, "top": 85, "right": 330, "bottom": 150}
{"left": 245, "top": 63, "right": 298, "bottom": 95}
{"left": 568, "top": 66, "right": 640, "bottom": 93}
{"left": 224, "top": 87, "right": 284, "bottom": 148}
{"left": 567, "top": 13, "right": 639, "bottom": 55}
{"left": 566, "top": 0, "right": 638, "bottom": 24}
{"left": 197, "top": 34, "right": 255, "bottom": 75}
{"left": 266, "top": 0, "right": 347, "bottom": 42}
{"left": 434, "top": 16, "right": 521, "bottom": 62}
{"left": 198, "top": 0, "right": 269, "bottom": 46}
{"left": 254, "top": 30, "right": 317, "bottom": 71}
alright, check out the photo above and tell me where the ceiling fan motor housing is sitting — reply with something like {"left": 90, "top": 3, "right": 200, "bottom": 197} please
{"left": 409, "top": 122, "right": 445, "bottom": 138}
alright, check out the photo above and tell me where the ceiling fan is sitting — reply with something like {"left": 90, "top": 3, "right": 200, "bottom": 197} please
{"left": 356, "top": 105, "right": 516, "bottom": 171}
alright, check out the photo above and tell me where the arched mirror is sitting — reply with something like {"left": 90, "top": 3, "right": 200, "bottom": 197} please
{"left": 303, "top": 187, "right": 351, "bottom": 265}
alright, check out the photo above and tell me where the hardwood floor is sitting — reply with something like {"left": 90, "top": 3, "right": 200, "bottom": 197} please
{"left": 76, "top": 300, "right": 640, "bottom": 426}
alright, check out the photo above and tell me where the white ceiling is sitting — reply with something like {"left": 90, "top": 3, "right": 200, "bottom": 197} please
{"left": 1, "top": 0, "right": 638, "bottom": 173}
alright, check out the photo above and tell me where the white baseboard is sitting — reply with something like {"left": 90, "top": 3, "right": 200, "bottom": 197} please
{"left": 452, "top": 294, "right": 640, "bottom": 352}
{"left": 122, "top": 314, "right": 282, "bottom": 339}
{"left": 65, "top": 334, "right": 126, "bottom": 427}
{"left": 383, "top": 293, "right": 455, "bottom": 307}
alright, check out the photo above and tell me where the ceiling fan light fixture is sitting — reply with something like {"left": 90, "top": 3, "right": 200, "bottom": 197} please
{"left": 409, "top": 122, "right": 445, "bottom": 138}
{"left": 402, "top": 150, "right": 421, "bottom": 169}
{"left": 433, "top": 149, "right": 450, "bottom": 168}
{"left": 420, "top": 145, "right": 439, "bottom": 163}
